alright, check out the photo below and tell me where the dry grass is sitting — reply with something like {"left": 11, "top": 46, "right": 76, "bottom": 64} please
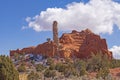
{"left": 19, "top": 73, "right": 28, "bottom": 80}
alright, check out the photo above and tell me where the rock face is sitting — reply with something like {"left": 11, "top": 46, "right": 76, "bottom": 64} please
{"left": 10, "top": 29, "right": 112, "bottom": 59}
{"left": 10, "top": 42, "right": 57, "bottom": 57}
{"left": 59, "top": 29, "right": 112, "bottom": 59}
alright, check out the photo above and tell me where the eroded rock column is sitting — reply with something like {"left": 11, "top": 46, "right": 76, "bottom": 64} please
{"left": 53, "top": 21, "right": 59, "bottom": 57}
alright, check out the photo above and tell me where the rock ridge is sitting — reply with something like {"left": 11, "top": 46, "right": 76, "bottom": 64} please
{"left": 10, "top": 29, "right": 112, "bottom": 59}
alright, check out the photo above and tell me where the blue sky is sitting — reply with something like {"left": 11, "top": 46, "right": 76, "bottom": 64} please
{"left": 0, "top": 0, "right": 120, "bottom": 59}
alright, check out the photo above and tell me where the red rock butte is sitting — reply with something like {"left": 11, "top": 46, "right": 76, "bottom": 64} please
{"left": 10, "top": 28, "right": 112, "bottom": 59}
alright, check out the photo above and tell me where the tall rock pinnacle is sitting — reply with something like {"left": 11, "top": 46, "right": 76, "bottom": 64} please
{"left": 53, "top": 21, "right": 59, "bottom": 56}
{"left": 53, "top": 21, "right": 59, "bottom": 45}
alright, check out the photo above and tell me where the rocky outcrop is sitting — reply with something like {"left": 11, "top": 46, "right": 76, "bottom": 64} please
{"left": 59, "top": 29, "right": 112, "bottom": 59}
{"left": 10, "top": 42, "right": 57, "bottom": 57}
{"left": 10, "top": 29, "right": 112, "bottom": 59}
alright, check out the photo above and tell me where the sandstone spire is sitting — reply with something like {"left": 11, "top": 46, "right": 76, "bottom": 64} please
{"left": 53, "top": 21, "right": 59, "bottom": 56}
{"left": 53, "top": 21, "right": 59, "bottom": 46}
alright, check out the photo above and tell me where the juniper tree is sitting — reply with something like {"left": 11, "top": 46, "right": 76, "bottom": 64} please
{"left": 0, "top": 55, "right": 19, "bottom": 80}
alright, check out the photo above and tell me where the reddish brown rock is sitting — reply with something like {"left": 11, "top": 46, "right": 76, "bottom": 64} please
{"left": 34, "top": 41, "right": 57, "bottom": 57}
{"left": 59, "top": 29, "right": 112, "bottom": 59}
{"left": 10, "top": 42, "right": 57, "bottom": 57}
{"left": 10, "top": 29, "right": 112, "bottom": 59}
{"left": 10, "top": 46, "right": 35, "bottom": 56}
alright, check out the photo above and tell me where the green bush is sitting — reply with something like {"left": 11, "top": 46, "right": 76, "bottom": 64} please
{"left": 74, "top": 59, "right": 87, "bottom": 76}
{"left": 64, "top": 65, "right": 78, "bottom": 77}
{"left": 46, "top": 57, "right": 54, "bottom": 65}
{"left": 0, "top": 55, "right": 19, "bottom": 80}
{"left": 87, "top": 52, "right": 110, "bottom": 72}
{"left": 96, "top": 67, "right": 109, "bottom": 79}
{"left": 55, "top": 62, "right": 67, "bottom": 72}
{"left": 49, "top": 63, "right": 55, "bottom": 70}
{"left": 44, "top": 69, "right": 56, "bottom": 78}
{"left": 36, "top": 64, "right": 45, "bottom": 72}
{"left": 109, "top": 59, "right": 120, "bottom": 68}
{"left": 27, "top": 71, "right": 41, "bottom": 80}
{"left": 55, "top": 61, "right": 78, "bottom": 77}
{"left": 85, "top": 52, "right": 110, "bottom": 79}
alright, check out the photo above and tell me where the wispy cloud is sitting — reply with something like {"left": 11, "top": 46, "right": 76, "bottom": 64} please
{"left": 24, "top": 0, "right": 120, "bottom": 34}
{"left": 109, "top": 46, "right": 120, "bottom": 59}
{"left": 22, "top": 26, "right": 27, "bottom": 30}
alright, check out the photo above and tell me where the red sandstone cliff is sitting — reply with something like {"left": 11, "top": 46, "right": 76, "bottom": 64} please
{"left": 10, "top": 29, "right": 112, "bottom": 59}
{"left": 59, "top": 29, "right": 112, "bottom": 59}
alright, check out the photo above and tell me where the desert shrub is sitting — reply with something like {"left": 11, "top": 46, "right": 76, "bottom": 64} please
{"left": 27, "top": 71, "right": 41, "bottom": 80}
{"left": 96, "top": 67, "right": 110, "bottom": 79}
{"left": 44, "top": 69, "right": 56, "bottom": 78}
{"left": 55, "top": 62, "right": 66, "bottom": 72}
{"left": 55, "top": 62, "right": 78, "bottom": 77}
{"left": 36, "top": 64, "right": 45, "bottom": 72}
{"left": 46, "top": 38, "right": 51, "bottom": 43}
{"left": 87, "top": 52, "right": 110, "bottom": 72}
{"left": 64, "top": 67, "right": 77, "bottom": 77}
{"left": 0, "top": 55, "right": 19, "bottom": 80}
{"left": 109, "top": 59, "right": 120, "bottom": 68}
{"left": 46, "top": 57, "right": 54, "bottom": 65}
{"left": 74, "top": 59, "right": 87, "bottom": 76}
{"left": 86, "top": 52, "right": 110, "bottom": 79}
{"left": 63, "top": 63, "right": 78, "bottom": 77}
{"left": 49, "top": 63, "right": 55, "bottom": 70}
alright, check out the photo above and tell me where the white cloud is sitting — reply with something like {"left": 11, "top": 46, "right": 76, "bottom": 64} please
{"left": 26, "top": 17, "right": 31, "bottom": 22}
{"left": 109, "top": 46, "right": 120, "bottom": 59}
{"left": 25, "top": 0, "right": 120, "bottom": 34}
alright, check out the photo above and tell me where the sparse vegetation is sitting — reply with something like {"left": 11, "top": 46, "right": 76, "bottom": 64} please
{"left": 36, "top": 64, "right": 45, "bottom": 72}
{"left": 0, "top": 55, "right": 19, "bottom": 80}
{"left": 27, "top": 71, "right": 41, "bottom": 80}
{"left": 86, "top": 52, "right": 110, "bottom": 79}
{"left": 74, "top": 59, "right": 87, "bottom": 76}
{"left": 55, "top": 62, "right": 67, "bottom": 72}
{"left": 44, "top": 69, "right": 56, "bottom": 79}
{"left": 46, "top": 57, "right": 54, "bottom": 65}
{"left": 17, "top": 63, "right": 26, "bottom": 72}
{"left": 49, "top": 63, "right": 55, "bottom": 70}
{"left": 9, "top": 51, "right": 120, "bottom": 80}
{"left": 110, "top": 59, "right": 120, "bottom": 68}
{"left": 63, "top": 64, "right": 78, "bottom": 77}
